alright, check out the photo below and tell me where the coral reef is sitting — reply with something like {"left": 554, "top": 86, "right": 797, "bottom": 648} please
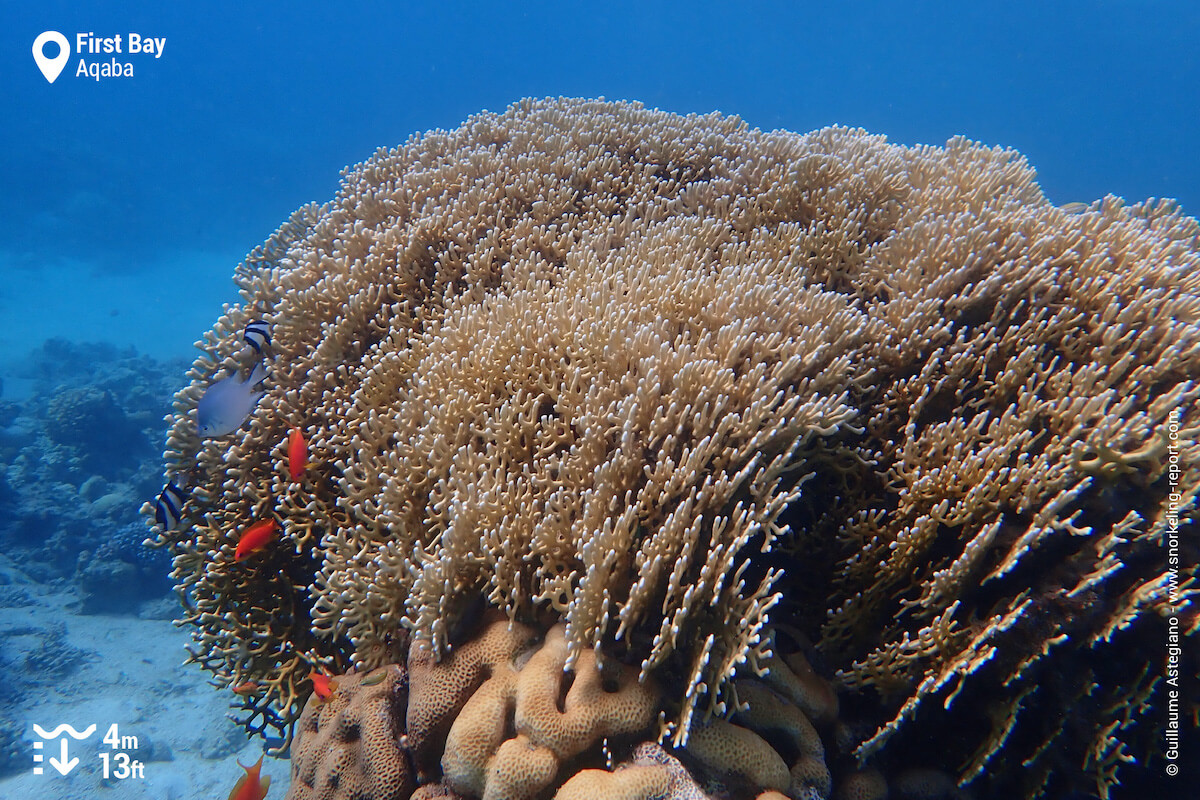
{"left": 73, "top": 520, "right": 174, "bottom": 612}
{"left": 44, "top": 385, "right": 148, "bottom": 470}
{"left": 285, "top": 617, "right": 832, "bottom": 800}
{"left": 0, "top": 340, "right": 183, "bottom": 609}
{"left": 149, "top": 98, "right": 1198, "bottom": 798}
{"left": 555, "top": 743, "right": 706, "bottom": 800}
{"left": 19, "top": 622, "right": 93, "bottom": 678}
{"left": 287, "top": 664, "right": 413, "bottom": 800}
{"left": 437, "top": 621, "right": 658, "bottom": 799}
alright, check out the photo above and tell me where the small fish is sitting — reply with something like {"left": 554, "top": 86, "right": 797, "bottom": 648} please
{"left": 227, "top": 755, "right": 270, "bottom": 800}
{"left": 1060, "top": 201, "right": 1089, "bottom": 214}
{"left": 310, "top": 669, "right": 336, "bottom": 700}
{"left": 198, "top": 364, "right": 268, "bottom": 437}
{"left": 154, "top": 481, "right": 185, "bottom": 529}
{"left": 360, "top": 670, "right": 387, "bottom": 687}
{"left": 288, "top": 427, "right": 308, "bottom": 481}
{"left": 243, "top": 320, "right": 271, "bottom": 356}
{"left": 234, "top": 519, "right": 278, "bottom": 562}
{"left": 232, "top": 681, "right": 260, "bottom": 696}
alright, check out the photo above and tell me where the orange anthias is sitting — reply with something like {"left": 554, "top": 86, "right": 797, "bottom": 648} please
{"left": 288, "top": 427, "right": 307, "bottom": 480}
{"left": 310, "top": 669, "right": 336, "bottom": 700}
{"left": 234, "top": 519, "right": 278, "bottom": 562}
{"left": 227, "top": 755, "right": 270, "bottom": 800}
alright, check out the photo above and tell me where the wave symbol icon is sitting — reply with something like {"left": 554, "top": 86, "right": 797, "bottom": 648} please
{"left": 32, "top": 724, "right": 96, "bottom": 740}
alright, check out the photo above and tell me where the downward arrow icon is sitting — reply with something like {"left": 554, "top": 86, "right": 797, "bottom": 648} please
{"left": 48, "top": 738, "right": 78, "bottom": 776}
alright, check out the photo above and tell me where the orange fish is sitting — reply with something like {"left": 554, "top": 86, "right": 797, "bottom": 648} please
{"left": 232, "top": 681, "right": 260, "bottom": 696}
{"left": 288, "top": 427, "right": 307, "bottom": 480}
{"left": 310, "top": 669, "right": 336, "bottom": 700}
{"left": 234, "top": 519, "right": 278, "bottom": 562}
{"left": 227, "top": 755, "right": 270, "bottom": 800}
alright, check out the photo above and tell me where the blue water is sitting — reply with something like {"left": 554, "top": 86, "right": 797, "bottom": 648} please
{"left": 1, "top": 3, "right": 1197, "bottom": 797}
{"left": 2, "top": 0, "right": 1197, "bottom": 366}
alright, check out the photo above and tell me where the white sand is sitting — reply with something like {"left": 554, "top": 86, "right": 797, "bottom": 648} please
{"left": 0, "top": 558, "right": 290, "bottom": 800}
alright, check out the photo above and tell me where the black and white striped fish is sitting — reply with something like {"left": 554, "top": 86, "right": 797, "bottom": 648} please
{"left": 154, "top": 481, "right": 186, "bottom": 529}
{"left": 243, "top": 320, "right": 271, "bottom": 355}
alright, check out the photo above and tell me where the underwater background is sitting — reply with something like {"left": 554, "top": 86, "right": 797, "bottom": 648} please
{"left": 0, "top": 2, "right": 1196, "bottom": 799}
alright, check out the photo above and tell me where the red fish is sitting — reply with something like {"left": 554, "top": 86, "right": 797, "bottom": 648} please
{"left": 232, "top": 682, "right": 260, "bottom": 696}
{"left": 310, "top": 669, "right": 336, "bottom": 701}
{"left": 227, "top": 755, "right": 270, "bottom": 800}
{"left": 288, "top": 427, "right": 307, "bottom": 480}
{"left": 234, "top": 519, "right": 277, "bottom": 562}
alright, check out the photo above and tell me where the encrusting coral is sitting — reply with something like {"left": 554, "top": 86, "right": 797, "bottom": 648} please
{"left": 287, "top": 664, "right": 413, "bottom": 800}
{"left": 146, "top": 97, "right": 1198, "bottom": 799}
{"left": 438, "top": 621, "right": 658, "bottom": 799}
{"left": 553, "top": 741, "right": 709, "bottom": 800}
{"left": 284, "top": 618, "right": 832, "bottom": 800}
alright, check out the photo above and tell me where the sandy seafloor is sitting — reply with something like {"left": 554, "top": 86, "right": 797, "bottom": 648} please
{"left": 0, "top": 553, "right": 289, "bottom": 800}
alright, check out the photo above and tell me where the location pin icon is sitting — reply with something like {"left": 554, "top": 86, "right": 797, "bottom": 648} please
{"left": 33, "top": 31, "right": 70, "bottom": 83}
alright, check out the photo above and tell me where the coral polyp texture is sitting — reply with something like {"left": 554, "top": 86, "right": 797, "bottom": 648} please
{"left": 287, "top": 664, "right": 413, "bottom": 800}
{"left": 147, "top": 97, "right": 1198, "bottom": 798}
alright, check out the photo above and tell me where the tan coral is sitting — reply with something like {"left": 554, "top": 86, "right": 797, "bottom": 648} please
{"left": 284, "top": 665, "right": 412, "bottom": 800}
{"left": 440, "top": 665, "right": 520, "bottom": 795}
{"left": 406, "top": 615, "right": 539, "bottom": 778}
{"left": 146, "top": 98, "right": 1198, "bottom": 798}
{"left": 151, "top": 98, "right": 874, "bottom": 749}
{"left": 554, "top": 764, "right": 672, "bottom": 800}
{"left": 482, "top": 735, "right": 559, "bottom": 800}
{"left": 732, "top": 680, "right": 830, "bottom": 798}
{"left": 624, "top": 742, "right": 719, "bottom": 800}
{"left": 835, "top": 769, "right": 888, "bottom": 800}
{"left": 684, "top": 719, "right": 790, "bottom": 793}
{"left": 409, "top": 786, "right": 468, "bottom": 800}
{"left": 514, "top": 625, "right": 660, "bottom": 757}
{"left": 759, "top": 648, "right": 839, "bottom": 729}
{"left": 440, "top": 622, "right": 659, "bottom": 799}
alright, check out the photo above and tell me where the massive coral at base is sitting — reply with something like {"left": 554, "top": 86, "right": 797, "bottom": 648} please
{"left": 147, "top": 97, "right": 1198, "bottom": 799}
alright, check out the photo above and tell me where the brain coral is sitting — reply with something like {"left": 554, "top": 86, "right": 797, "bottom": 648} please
{"left": 147, "top": 97, "right": 1198, "bottom": 799}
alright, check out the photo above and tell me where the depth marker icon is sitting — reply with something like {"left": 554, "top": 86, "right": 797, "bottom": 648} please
{"left": 31, "top": 724, "right": 95, "bottom": 777}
